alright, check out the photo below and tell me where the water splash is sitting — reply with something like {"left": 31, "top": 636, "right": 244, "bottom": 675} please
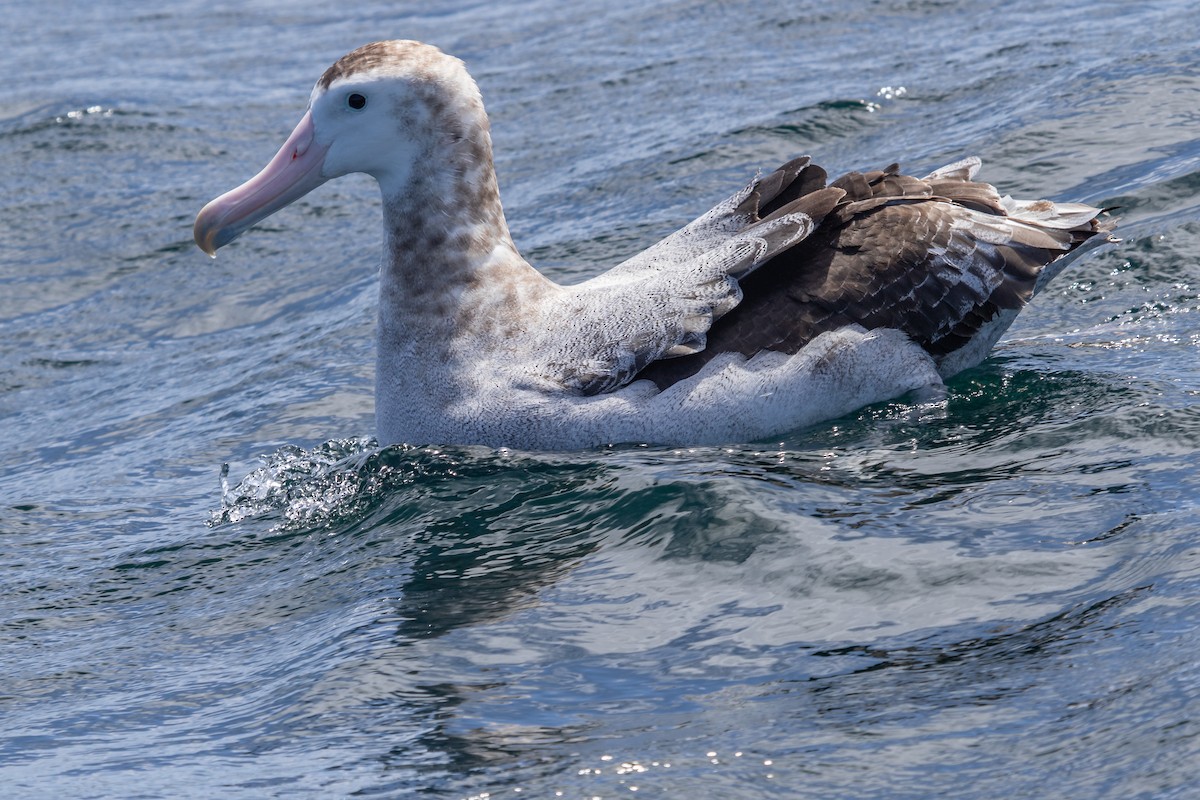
{"left": 209, "top": 436, "right": 389, "bottom": 529}
{"left": 207, "top": 438, "right": 590, "bottom": 532}
{"left": 55, "top": 105, "right": 114, "bottom": 123}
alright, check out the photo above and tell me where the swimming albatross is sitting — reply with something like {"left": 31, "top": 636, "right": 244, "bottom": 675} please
{"left": 194, "top": 40, "right": 1115, "bottom": 450}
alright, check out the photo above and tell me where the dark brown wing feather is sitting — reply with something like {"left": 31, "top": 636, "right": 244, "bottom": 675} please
{"left": 636, "top": 160, "right": 1111, "bottom": 390}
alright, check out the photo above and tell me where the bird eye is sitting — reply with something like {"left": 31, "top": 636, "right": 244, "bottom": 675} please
{"left": 347, "top": 93, "right": 367, "bottom": 110}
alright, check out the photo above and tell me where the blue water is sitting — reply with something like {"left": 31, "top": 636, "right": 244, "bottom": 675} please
{"left": 3, "top": 1, "right": 1200, "bottom": 797}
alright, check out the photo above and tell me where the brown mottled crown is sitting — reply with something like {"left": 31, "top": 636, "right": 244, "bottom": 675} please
{"left": 317, "top": 40, "right": 455, "bottom": 90}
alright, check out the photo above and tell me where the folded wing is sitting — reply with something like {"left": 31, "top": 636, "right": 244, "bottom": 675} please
{"left": 531, "top": 158, "right": 844, "bottom": 394}
{"left": 637, "top": 157, "right": 1114, "bottom": 389}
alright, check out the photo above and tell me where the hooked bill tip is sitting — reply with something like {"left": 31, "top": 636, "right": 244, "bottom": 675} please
{"left": 194, "top": 222, "right": 218, "bottom": 257}
{"left": 194, "top": 201, "right": 230, "bottom": 257}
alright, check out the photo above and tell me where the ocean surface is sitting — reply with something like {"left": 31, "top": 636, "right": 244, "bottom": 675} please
{"left": 3, "top": 0, "right": 1199, "bottom": 797}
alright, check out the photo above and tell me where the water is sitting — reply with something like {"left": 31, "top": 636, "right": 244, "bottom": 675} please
{"left": 2, "top": 0, "right": 1199, "bottom": 797}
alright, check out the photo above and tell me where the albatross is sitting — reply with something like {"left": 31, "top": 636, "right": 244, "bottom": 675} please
{"left": 194, "top": 40, "right": 1115, "bottom": 450}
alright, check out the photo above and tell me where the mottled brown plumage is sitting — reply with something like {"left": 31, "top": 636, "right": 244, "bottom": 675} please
{"left": 638, "top": 159, "right": 1114, "bottom": 389}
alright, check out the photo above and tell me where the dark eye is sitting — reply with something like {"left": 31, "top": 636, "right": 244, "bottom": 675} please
{"left": 347, "top": 93, "right": 367, "bottom": 110}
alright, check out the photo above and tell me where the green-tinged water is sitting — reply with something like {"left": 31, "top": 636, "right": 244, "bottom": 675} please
{"left": 3, "top": 1, "right": 1199, "bottom": 797}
